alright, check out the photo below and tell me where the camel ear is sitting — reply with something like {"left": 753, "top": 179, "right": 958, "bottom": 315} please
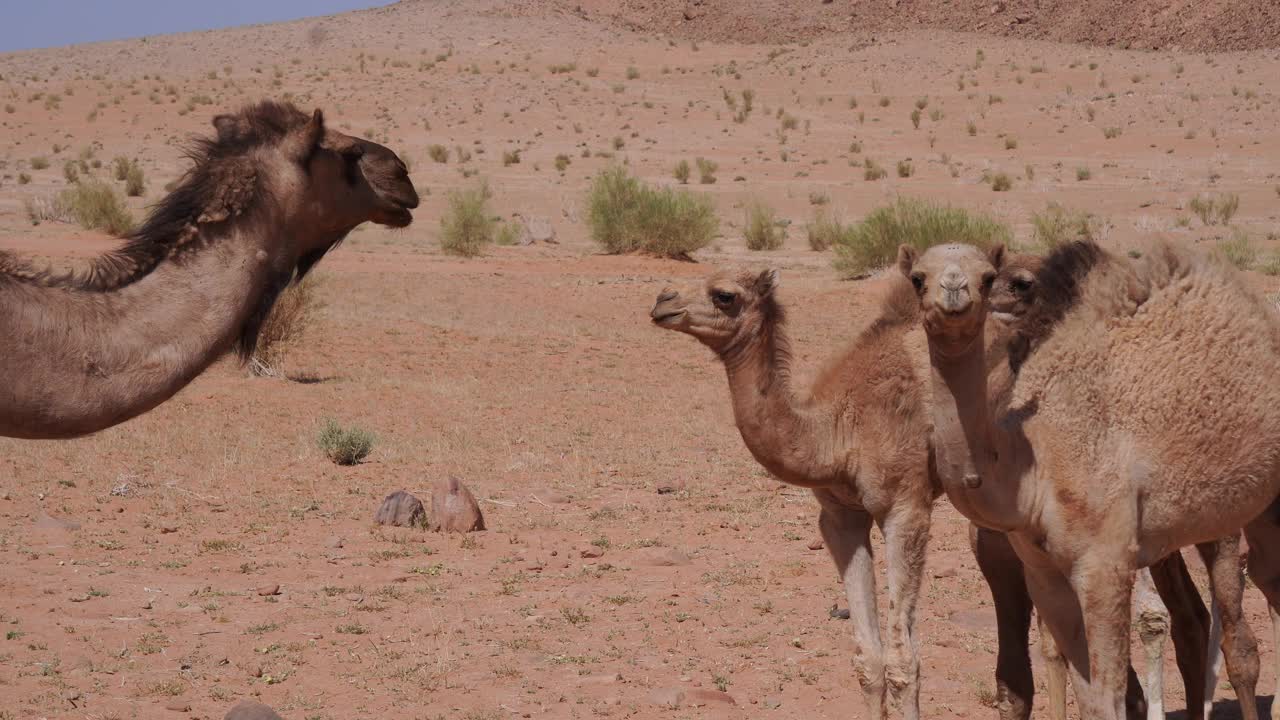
{"left": 987, "top": 243, "right": 1006, "bottom": 270}
{"left": 212, "top": 114, "right": 241, "bottom": 143}
{"left": 754, "top": 268, "right": 779, "bottom": 295}
{"left": 896, "top": 244, "right": 918, "bottom": 278}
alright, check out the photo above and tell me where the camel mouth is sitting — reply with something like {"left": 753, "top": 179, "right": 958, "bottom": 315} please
{"left": 373, "top": 202, "right": 414, "bottom": 228}
{"left": 650, "top": 309, "right": 686, "bottom": 327}
{"left": 990, "top": 310, "right": 1018, "bottom": 324}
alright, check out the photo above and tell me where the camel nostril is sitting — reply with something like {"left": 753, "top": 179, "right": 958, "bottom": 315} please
{"left": 656, "top": 289, "right": 677, "bottom": 303}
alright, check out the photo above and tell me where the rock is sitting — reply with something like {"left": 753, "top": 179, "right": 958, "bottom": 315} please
{"left": 763, "top": 696, "right": 783, "bottom": 709}
{"left": 516, "top": 215, "right": 557, "bottom": 245}
{"left": 141, "top": 599, "right": 153, "bottom": 610}
{"left": 326, "top": 536, "right": 345, "bottom": 549}
{"left": 829, "top": 605, "right": 851, "bottom": 620}
{"left": 69, "top": 594, "right": 90, "bottom": 603}
{"left": 35, "top": 513, "right": 80, "bottom": 531}
{"left": 224, "top": 700, "right": 284, "bottom": 720}
{"left": 685, "top": 689, "right": 737, "bottom": 707}
{"left": 807, "top": 538, "right": 825, "bottom": 550}
{"left": 160, "top": 525, "right": 179, "bottom": 534}
{"left": 931, "top": 565, "right": 958, "bottom": 579}
{"left": 643, "top": 548, "right": 691, "bottom": 567}
{"left": 649, "top": 687, "right": 684, "bottom": 708}
{"left": 373, "top": 490, "right": 425, "bottom": 528}
{"left": 256, "top": 584, "right": 280, "bottom": 596}
{"left": 165, "top": 700, "right": 192, "bottom": 712}
{"left": 429, "top": 477, "right": 485, "bottom": 533}
{"left": 580, "top": 546, "right": 605, "bottom": 559}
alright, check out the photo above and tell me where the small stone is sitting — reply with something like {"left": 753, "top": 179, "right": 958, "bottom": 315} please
{"left": 580, "top": 546, "right": 605, "bottom": 559}
{"left": 345, "top": 593, "right": 364, "bottom": 603}
{"left": 807, "top": 538, "right": 825, "bottom": 550}
{"left": 648, "top": 687, "right": 684, "bottom": 708}
{"left": 160, "top": 525, "right": 179, "bottom": 534}
{"left": 164, "top": 700, "right": 191, "bottom": 712}
{"left": 374, "top": 489, "right": 426, "bottom": 527}
{"left": 829, "top": 605, "right": 851, "bottom": 620}
{"left": 429, "top": 476, "right": 485, "bottom": 533}
{"left": 69, "top": 594, "right": 90, "bottom": 603}
{"left": 763, "top": 696, "right": 783, "bottom": 709}
{"left": 931, "top": 565, "right": 958, "bottom": 579}
{"left": 256, "top": 584, "right": 280, "bottom": 597}
{"left": 141, "top": 599, "right": 153, "bottom": 610}
{"left": 326, "top": 536, "right": 345, "bottom": 549}
{"left": 685, "top": 689, "right": 737, "bottom": 706}
{"left": 224, "top": 700, "right": 284, "bottom": 720}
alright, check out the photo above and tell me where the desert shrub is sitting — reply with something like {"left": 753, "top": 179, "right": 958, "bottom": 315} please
{"left": 427, "top": 144, "right": 449, "bottom": 163}
{"left": 990, "top": 172, "right": 1013, "bottom": 192}
{"left": 250, "top": 275, "right": 321, "bottom": 376}
{"left": 124, "top": 163, "right": 145, "bottom": 196}
{"left": 494, "top": 220, "right": 521, "bottom": 246}
{"left": 1004, "top": 137, "right": 1018, "bottom": 150}
{"left": 896, "top": 160, "right": 914, "bottom": 178}
{"left": 864, "top": 159, "right": 886, "bottom": 181}
{"left": 833, "top": 197, "right": 1011, "bottom": 278}
{"left": 1076, "top": 166, "right": 1092, "bottom": 181}
{"left": 673, "top": 159, "right": 690, "bottom": 184}
{"left": 910, "top": 109, "right": 921, "bottom": 129}
{"left": 626, "top": 66, "right": 640, "bottom": 80}
{"left": 743, "top": 201, "right": 784, "bottom": 251}
{"left": 30, "top": 156, "right": 49, "bottom": 170}
{"left": 112, "top": 155, "right": 132, "bottom": 181}
{"left": 554, "top": 154, "right": 570, "bottom": 172}
{"left": 1217, "top": 229, "right": 1257, "bottom": 270}
{"left": 439, "top": 182, "right": 496, "bottom": 257}
{"left": 62, "top": 160, "right": 79, "bottom": 184}
{"left": 585, "top": 165, "right": 717, "bottom": 258}
{"left": 317, "top": 419, "right": 374, "bottom": 466}
{"left": 502, "top": 150, "right": 520, "bottom": 166}
{"left": 807, "top": 209, "right": 850, "bottom": 251}
{"left": 1030, "top": 202, "right": 1104, "bottom": 250}
{"left": 695, "top": 157, "right": 718, "bottom": 184}
{"left": 23, "top": 194, "right": 69, "bottom": 225}
{"left": 1189, "top": 192, "right": 1239, "bottom": 226}
{"left": 1102, "top": 126, "right": 1122, "bottom": 139}
{"left": 61, "top": 178, "right": 133, "bottom": 237}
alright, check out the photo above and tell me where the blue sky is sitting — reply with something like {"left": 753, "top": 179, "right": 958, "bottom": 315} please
{"left": 1, "top": 1, "right": 391, "bottom": 53}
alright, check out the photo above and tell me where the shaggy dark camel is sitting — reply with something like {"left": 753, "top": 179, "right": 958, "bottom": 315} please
{"left": 903, "top": 240, "right": 1280, "bottom": 720}
{"left": 0, "top": 100, "right": 417, "bottom": 439}
{"left": 650, "top": 267, "right": 1212, "bottom": 719}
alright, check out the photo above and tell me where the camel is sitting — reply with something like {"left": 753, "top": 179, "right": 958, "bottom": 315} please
{"left": 0, "top": 100, "right": 417, "bottom": 439}
{"left": 901, "top": 239, "right": 1280, "bottom": 720}
{"left": 649, "top": 267, "right": 1213, "bottom": 719}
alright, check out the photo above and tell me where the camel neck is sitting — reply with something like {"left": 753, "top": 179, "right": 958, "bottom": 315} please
{"left": 0, "top": 230, "right": 281, "bottom": 438}
{"left": 927, "top": 335, "right": 1023, "bottom": 531}
{"left": 718, "top": 318, "right": 842, "bottom": 488}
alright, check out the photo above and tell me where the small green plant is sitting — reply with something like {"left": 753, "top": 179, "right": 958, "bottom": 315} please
{"left": 1076, "top": 166, "right": 1092, "bottom": 181}
{"left": 990, "top": 172, "right": 1012, "bottom": 192}
{"left": 695, "top": 157, "right": 718, "bottom": 184}
{"left": 317, "top": 419, "right": 375, "bottom": 466}
{"left": 673, "top": 159, "right": 690, "bottom": 184}
{"left": 60, "top": 178, "right": 133, "bottom": 236}
{"left": 896, "top": 160, "right": 914, "bottom": 178}
{"left": 743, "top": 200, "right": 784, "bottom": 251}
{"left": 585, "top": 165, "right": 717, "bottom": 259}
{"left": 1217, "top": 229, "right": 1256, "bottom": 270}
{"left": 1030, "top": 202, "right": 1104, "bottom": 250}
{"left": 833, "top": 197, "right": 1011, "bottom": 278}
{"left": 427, "top": 144, "right": 449, "bottom": 163}
{"left": 439, "top": 182, "right": 497, "bottom": 257}
{"left": 806, "top": 209, "right": 849, "bottom": 251}
{"left": 1189, "top": 192, "right": 1239, "bottom": 226}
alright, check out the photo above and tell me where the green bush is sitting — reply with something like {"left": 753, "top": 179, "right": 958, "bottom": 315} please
{"left": 673, "top": 159, "right": 690, "bottom": 184}
{"left": 1030, "top": 202, "right": 1104, "bottom": 250}
{"left": 585, "top": 165, "right": 717, "bottom": 258}
{"left": 743, "top": 201, "right": 784, "bottom": 251}
{"left": 124, "top": 163, "right": 145, "bottom": 196}
{"left": 439, "top": 182, "right": 496, "bottom": 257}
{"left": 833, "top": 197, "right": 1011, "bottom": 278}
{"left": 60, "top": 178, "right": 133, "bottom": 237}
{"left": 427, "top": 144, "right": 449, "bottom": 163}
{"left": 317, "top": 419, "right": 374, "bottom": 466}
{"left": 807, "top": 209, "right": 850, "bottom": 251}
{"left": 1217, "top": 229, "right": 1257, "bottom": 270}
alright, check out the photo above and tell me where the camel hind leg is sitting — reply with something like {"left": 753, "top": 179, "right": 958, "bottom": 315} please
{"left": 1134, "top": 567, "right": 1169, "bottom": 720}
{"left": 1241, "top": 502, "right": 1280, "bottom": 720}
{"left": 1148, "top": 551, "right": 1212, "bottom": 720}
{"left": 1037, "top": 611, "right": 1069, "bottom": 720}
{"left": 970, "top": 525, "right": 1036, "bottom": 720}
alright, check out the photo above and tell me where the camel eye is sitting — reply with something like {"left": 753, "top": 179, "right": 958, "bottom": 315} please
{"left": 981, "top": 272, "right": 996, "bottom": 289}
{"left": 910, "top": 273, "right": 924, "bottom": 291}
{"left": 1011, "top": 278, "right": 1032, "bottom": 293}
{"left": 711, "top": 290, "right": 736, "bottom": 306}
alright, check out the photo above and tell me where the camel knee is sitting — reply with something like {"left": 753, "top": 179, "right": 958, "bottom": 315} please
{"left": 852, "top": 650, "right": 887, "bottom": 692}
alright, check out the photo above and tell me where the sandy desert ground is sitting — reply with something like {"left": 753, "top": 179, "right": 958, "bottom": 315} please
{"left": 1, "top": 1, "right": 1279, "bottom": 718}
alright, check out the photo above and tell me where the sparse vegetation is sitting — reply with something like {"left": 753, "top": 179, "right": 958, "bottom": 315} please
{"left": 1076, "top": 166, "right": 1092, "bottom": 181}
{"left": 427, "top": 144, "right": 449, "bottom": 163}
{"left": 440, "top": 182, "right": 498, "bottom": 257}
{"left": 1030, "top": 202, "right": 1105, "bottom": 250}
{"left": 695, "top": 157, "right": 718, "bottom": 184}
{"left": 832, "top": 197, "right": 1011, "bottom": 278}
{"left": 743, "top": 201, "right": 784, "bottom": 251}
{"left": 989, "top": 172, "right": 1012, "bottom": 192}
{"left": 1188, "top": 192, "right": 1239, "bottom": 226}
{"left": 864, "top": 159, "right": 886, "bottom": 181}
{"left": 806, "top": 209, "right": 850, "bottom": 251}
{"left": 897, "top": 160, "right": 914, "bottom": 178}
{"left": 585, "top": 165, "right": 717, "bottom": 259}
{"left": 30, "top": 156, "right": 49, "bottom": 170}
{"left": 317, "top": 419, "right": 375, "bottom": 466}
{"left": 673, "top": 159, "right": 690, "bottom": 184}
{"left": 1217, "top": 229, "right": 1257, "bottom": 270}
{"left": 60, "top": 178, "right": 134, "bottom": 236}
{"left": 250, "top": 275, "right": 320, "bottom": 376}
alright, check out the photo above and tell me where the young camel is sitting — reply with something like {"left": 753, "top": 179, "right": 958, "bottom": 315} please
{"left": 650, "top": 267, "right": 1210, "bottom": 719}
{"left": 902, "top": 240, "right": 1280, "bottom": 720}
{"left": 0, "top": 100, "right": 418, "bottom": 439}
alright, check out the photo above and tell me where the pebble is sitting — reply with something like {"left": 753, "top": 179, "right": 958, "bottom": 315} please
{"left": 326, "top": 536, "right": 345, "bottom": 549}
{"left": 69, "top": 594, "right": 90, "bottom": 603}
{"left": 164, "top": 700, "right": 191, "bottom": 712}
{"left": 256, "top": 584, "right": 281, "bottom": 596}
{"left": 807, "top": 538, "right": 825, "bottom": 550}
{"left": 580, "top": 546, "right": 605, "bottom": 559}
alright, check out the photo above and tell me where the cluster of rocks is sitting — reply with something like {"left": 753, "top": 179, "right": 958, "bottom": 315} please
{"left": 373, "top": 476, "right": 485, "bottom": 532}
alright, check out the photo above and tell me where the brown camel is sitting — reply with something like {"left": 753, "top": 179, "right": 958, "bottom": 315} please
{"left": 0, "top": 100, "right": 417, "bottom": 439}
{"left": 992, "top": 253, "right": 1277, "bottom": 720}
{"left": 649, "top": 267, "right": 1212, "bottom": 719}
{"left": 901, "top": 239, "right": 1280, "bottom": 720}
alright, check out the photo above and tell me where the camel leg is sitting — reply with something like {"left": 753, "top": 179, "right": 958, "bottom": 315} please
{"left": 818, "top": 501, "right": 886, "bottom": 719}
{"left": 880, "top": 503, "right": 929, "bottom": 720}
{"left": 1205, "top": 597, "right": 1224, "bottom": 719}
{"left": 1196, "top": 536, "right": 1259, "bottom": 720}
{"left": 970, "top": 525, "right": 1036, "bottom": 720}
{"left": 1038, "top": 612, "right": 1070, "bottom": 720}
{"left": 1073, "top": 553, "right": 1138, "bottom": 720}
{"left": 1242, "top": 503, "right": 1280, "bottom": 720}
{"left": 1148, "top": 551, "right": 1212, "bottom": 720}
{"left": 1133, "top": 568, "right": 1169, "bottom": 720}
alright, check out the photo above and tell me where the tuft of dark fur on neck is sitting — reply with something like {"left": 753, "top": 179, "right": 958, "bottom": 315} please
{"left": 1007, "top": 240, "right": 1103, "bottom": 372}
{"left": 0, "top": 100, "right": 310, "bottom": 293}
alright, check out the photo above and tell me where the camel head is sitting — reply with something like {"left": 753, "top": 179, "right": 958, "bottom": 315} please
{"left": 196, "top": 100, "right": 419, "bottom": 278}
{"left": 650, "top": 267, "right": 781, "bottom": 352}
{"left": 898, "top": 243, "right": 1005, "bottom": 355}
{"left": 989, "top": 253, "right": 1043, "bottom": 325}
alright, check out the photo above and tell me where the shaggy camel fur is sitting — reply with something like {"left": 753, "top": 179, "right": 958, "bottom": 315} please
{"left": 650, "top": 268, "right": 1211, "bottom": 719}
{"left": 0, "top": 100, "right": 417, "bottom": 439}
{"left": 902, "top": 240, "right": 1280, "bottom": 720}
{"left": 993, "top": 251, "right": 1277, "bottom": 720}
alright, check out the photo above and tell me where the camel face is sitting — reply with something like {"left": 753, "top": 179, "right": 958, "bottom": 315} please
{"left": 989, "top": 254, "right": 1042, "bottom": 325}
{"left": 308, "top": 128, "right": 419, "bottom": 230}
{"left": 650, "top": 268, "right": 778, "bottom": 349}
{"left": 899, "top": 243, "right": 1004, "bottom": 354}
